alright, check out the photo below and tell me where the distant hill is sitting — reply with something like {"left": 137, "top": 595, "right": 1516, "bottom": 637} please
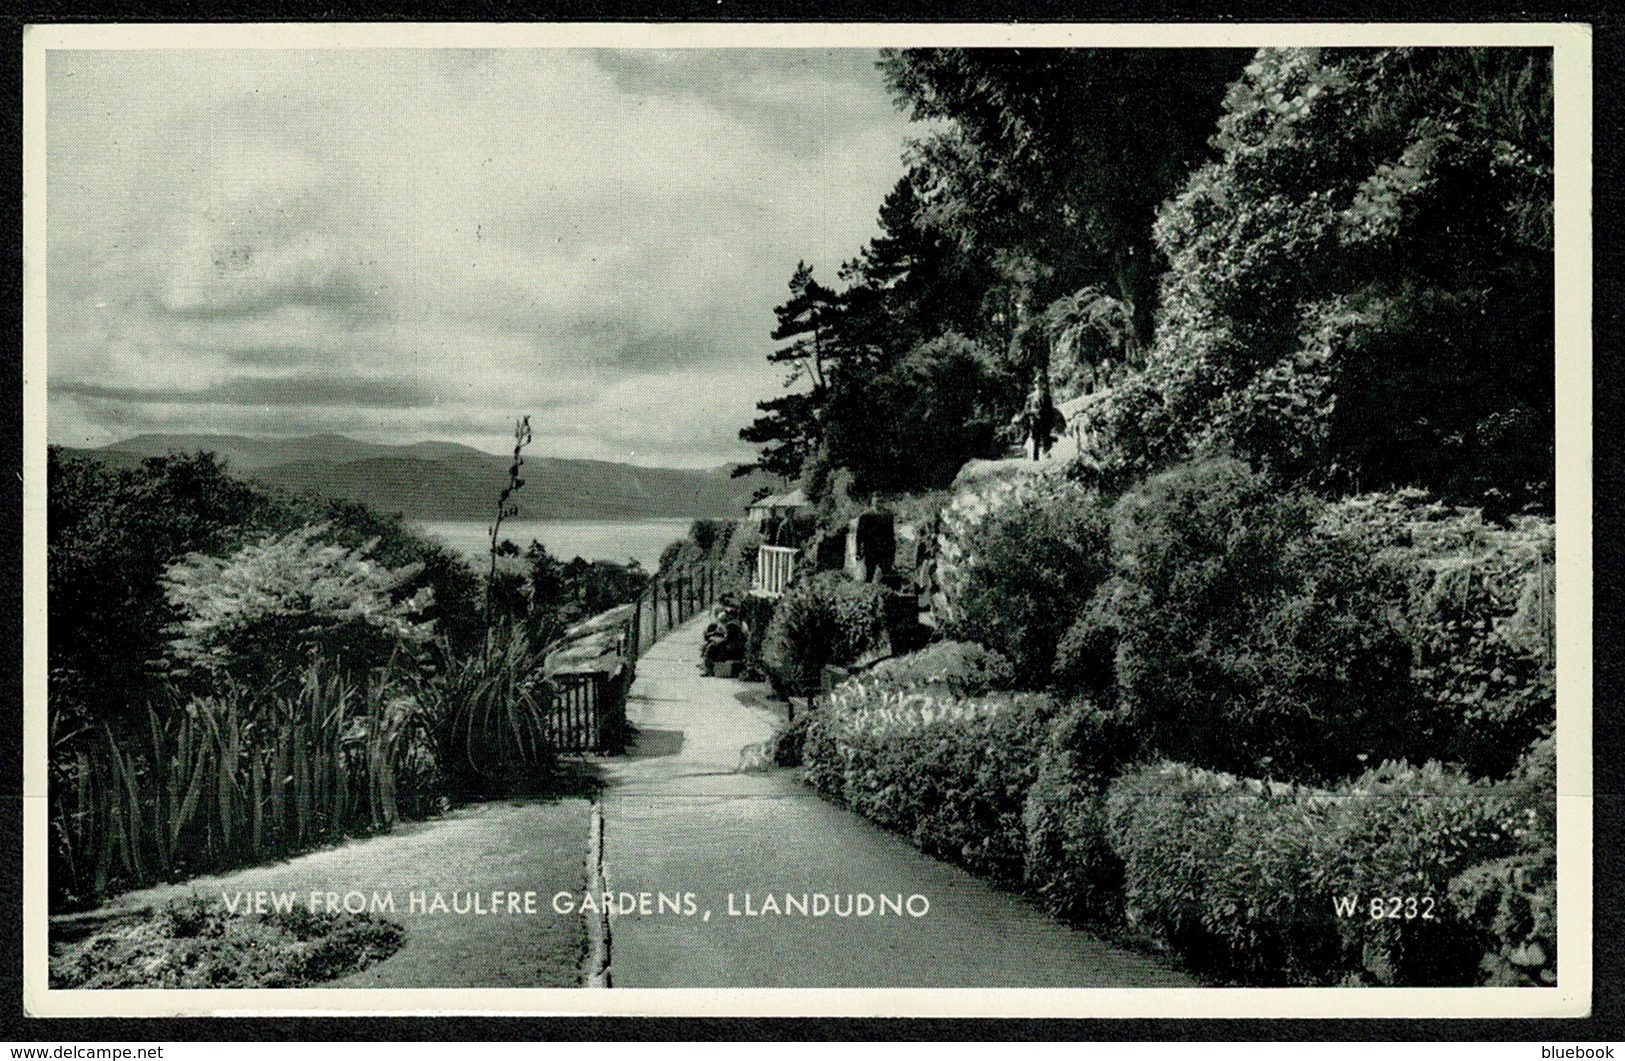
{"left": 59, "top": 433, "right": 777, "bottom": 522}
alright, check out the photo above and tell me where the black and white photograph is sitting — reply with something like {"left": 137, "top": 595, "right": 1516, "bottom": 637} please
{"left": 20, "top": 21, "right": 1592, "bottom": 1019}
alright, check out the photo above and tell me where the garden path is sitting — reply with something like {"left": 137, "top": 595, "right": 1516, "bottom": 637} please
{"left": 595, "top": 618, "right": 1192, "bottom": 989}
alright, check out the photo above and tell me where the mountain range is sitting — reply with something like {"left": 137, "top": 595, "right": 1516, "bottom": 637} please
{"left": 59, "top": 433, "right": 776, "bottom": 522}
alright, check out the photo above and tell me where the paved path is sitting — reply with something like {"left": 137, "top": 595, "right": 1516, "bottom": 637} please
{"left": 597, "top": 619, "right": 1190, "bottom": 988}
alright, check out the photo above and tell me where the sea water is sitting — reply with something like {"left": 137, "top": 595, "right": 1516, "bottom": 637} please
{"left": 412, "top": 518, "right": 694, "bottom": 572}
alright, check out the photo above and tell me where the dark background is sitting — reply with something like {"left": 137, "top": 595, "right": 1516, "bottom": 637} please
{"left": 1, "top": 0, "right": 1618, "bottom": 1042}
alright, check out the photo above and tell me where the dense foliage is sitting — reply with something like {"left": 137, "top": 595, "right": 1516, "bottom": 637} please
{"left": 1106, "top": 746, "right": 1553, "bottom": 986}
{"left": 745, "top": 44, "right": 1558, "bottom": 990}
{"left": 1321, "top": 491, "right": 1557, "bottom": 777}
{"left": 50, "top": 656, "right": 439, "bottom": 907}
{"left": 761, "top": 572, "right": 891, "bottom": 694}
{"left": 861, "top": 640, "right": 1014, "bottom": 697}
{"left": 48, "top": 450, "right": 299, "bottom": 721}
{"left": 1020, "top": 702, "right": 1139, "bottom": 924}
{"left": 523, "top": 542, "right": 650, "bottom": 643}
{"left": 739, "top": 50, "right": 1253, "bottom": 496}
{"left": 1108, "top": 48, "right": 1553, "bottom": 512}
{"left": 48, "top": 448, "right": 484, "bottom": 723}
{"left": 944, "top": 478, "right": 1112, "bottom": 684}
{"left": 1101, "top": 459, "right": 1419, "bottom": 783}
{"left": 162, "top": 526, "right": 435, "bottom": 686}
{"left": 47, "top": 445, "right": 648, "bottom": 908}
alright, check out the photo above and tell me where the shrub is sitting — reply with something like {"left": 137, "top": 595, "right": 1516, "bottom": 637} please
{"left": 317, "top": 498, "right": 486, "bottom": 654}
{"left": 1443, "top": 736, "right": 1556, "bottom": 986}
{"left": 1021, "top": 702, "right": 1139, "bottom": 923}
{"left": 1104, "top": 752, "right": 1548, "bottom": 986}
{"left": 1323, "top": 493, "right": 1557, "bottom": 778}
{"left": 944, "top": 478, "right": 1112, "bottom": 685}
{"left": 863, "top": 640, "right": 1015, "bottom": 696}
{"left": 761, "top": 572, "right": 890, "bottom": 694}
{"left": 771, "top": 713, "right": 811, "bottom": 767}
{"left": 1106, "top": 458, "right": 1418, "bottom": 783}
{"left": 418, "top": 627, "right": 557, "bottom": 798}
{"left": 50, "top": 897, "right": 405, "bottom": 989}
{"left": 1311, "top": 760, "right": 1533, "bottom": 985}
{"left": 1106, "top": 761, "right": 1341, "bottom": 984}
{"left": 48, "top": 449, "right": 307, "bottom": 720}
{"left": 162, "top": 525, "right": 435, "bottom": 686}
{"left": 716, "top": 522, "right": 764, "bottom": 599}
{"left": 687, "top": 518, "right": 732, "bottom": 557}
{"left": 803, "top": 679, "right": 1056, "bottom": 883}
{"left": 1050, "top": 586, "right": 1122, "bottom": 699}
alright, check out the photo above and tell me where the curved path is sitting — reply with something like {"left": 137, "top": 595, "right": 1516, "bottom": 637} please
{"left": 597, "top": 619, "right": 1190, "bottom": 988}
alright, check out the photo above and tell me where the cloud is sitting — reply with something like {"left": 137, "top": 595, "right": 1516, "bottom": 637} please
{"left": 55, "top": 373, "right": 443, "bottom": 409}
{"left": 44, "top": 47, "right": 914, "bottom": 466}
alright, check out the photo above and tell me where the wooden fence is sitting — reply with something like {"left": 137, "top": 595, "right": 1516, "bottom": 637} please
{"left": 548, "top": 563, "right": 720, "bottom": 753}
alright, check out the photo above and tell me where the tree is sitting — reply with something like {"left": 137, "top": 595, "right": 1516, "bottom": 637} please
{"left": 737, "top": 391, "right": 821, "bottom": 482}
{"left": 735, "top": 264, "right": 842, "bottom": 481}
{"left": 880, "top": 48, "right": 1251, "bottom": 349}
{"left": 1115, "top": 47, "right": 1554, "bottom": 512}
{"left": 743, "top": 180, "right": 1016, "bottom": 495}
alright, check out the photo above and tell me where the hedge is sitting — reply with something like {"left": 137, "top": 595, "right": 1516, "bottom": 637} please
{"left": 1103, "top": 743, "right": 1555, "bottom": 986}
{"left": 1021, "top": 702, "right": 1140, "bottom": 924}
{"left": 803, "top": 678, "right": 1056, "bottom": 884}
{"left": 799, "top": 668, "right": 1555, "bottom": 985}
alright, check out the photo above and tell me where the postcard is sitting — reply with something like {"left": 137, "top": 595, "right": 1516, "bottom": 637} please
{"left": 21, "top": 20, "right": 1593, "bottom": 1018}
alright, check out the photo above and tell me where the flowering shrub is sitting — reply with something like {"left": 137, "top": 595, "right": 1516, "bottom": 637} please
{"left": 804, "top": 678, "right": 1055, "bottom": 883}
{"left": 862, "top": 640, "right": 1015, "bottom": 696}
{"left": 163, "top": 525, "right": 435, "bottom": 683}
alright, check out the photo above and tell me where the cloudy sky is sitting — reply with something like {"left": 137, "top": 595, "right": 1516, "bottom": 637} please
{"left": 45, "top": 48, "right": 916, "bottom": 467}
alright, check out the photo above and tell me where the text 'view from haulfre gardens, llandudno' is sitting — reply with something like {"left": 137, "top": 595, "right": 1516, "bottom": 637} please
{"left": 24, "top": 24, "right": 1590, "bottom": 1018}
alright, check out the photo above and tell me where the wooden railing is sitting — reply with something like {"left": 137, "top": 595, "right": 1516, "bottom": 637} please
{"left": 620, "top": 563, "right": 720, "bottom": 664}
{"left": 544, "top": 563, "right": 720, "bottom": 754}
{"left": 753, "top": 545, "right": 798, "bottom": 598}
{"left": 545, "top": 669, "right": 633, "bottom": 753}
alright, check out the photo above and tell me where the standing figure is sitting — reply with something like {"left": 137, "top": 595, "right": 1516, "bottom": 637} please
{"left": 1021, "top": 374, "right": 1066, "bottom": 460}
